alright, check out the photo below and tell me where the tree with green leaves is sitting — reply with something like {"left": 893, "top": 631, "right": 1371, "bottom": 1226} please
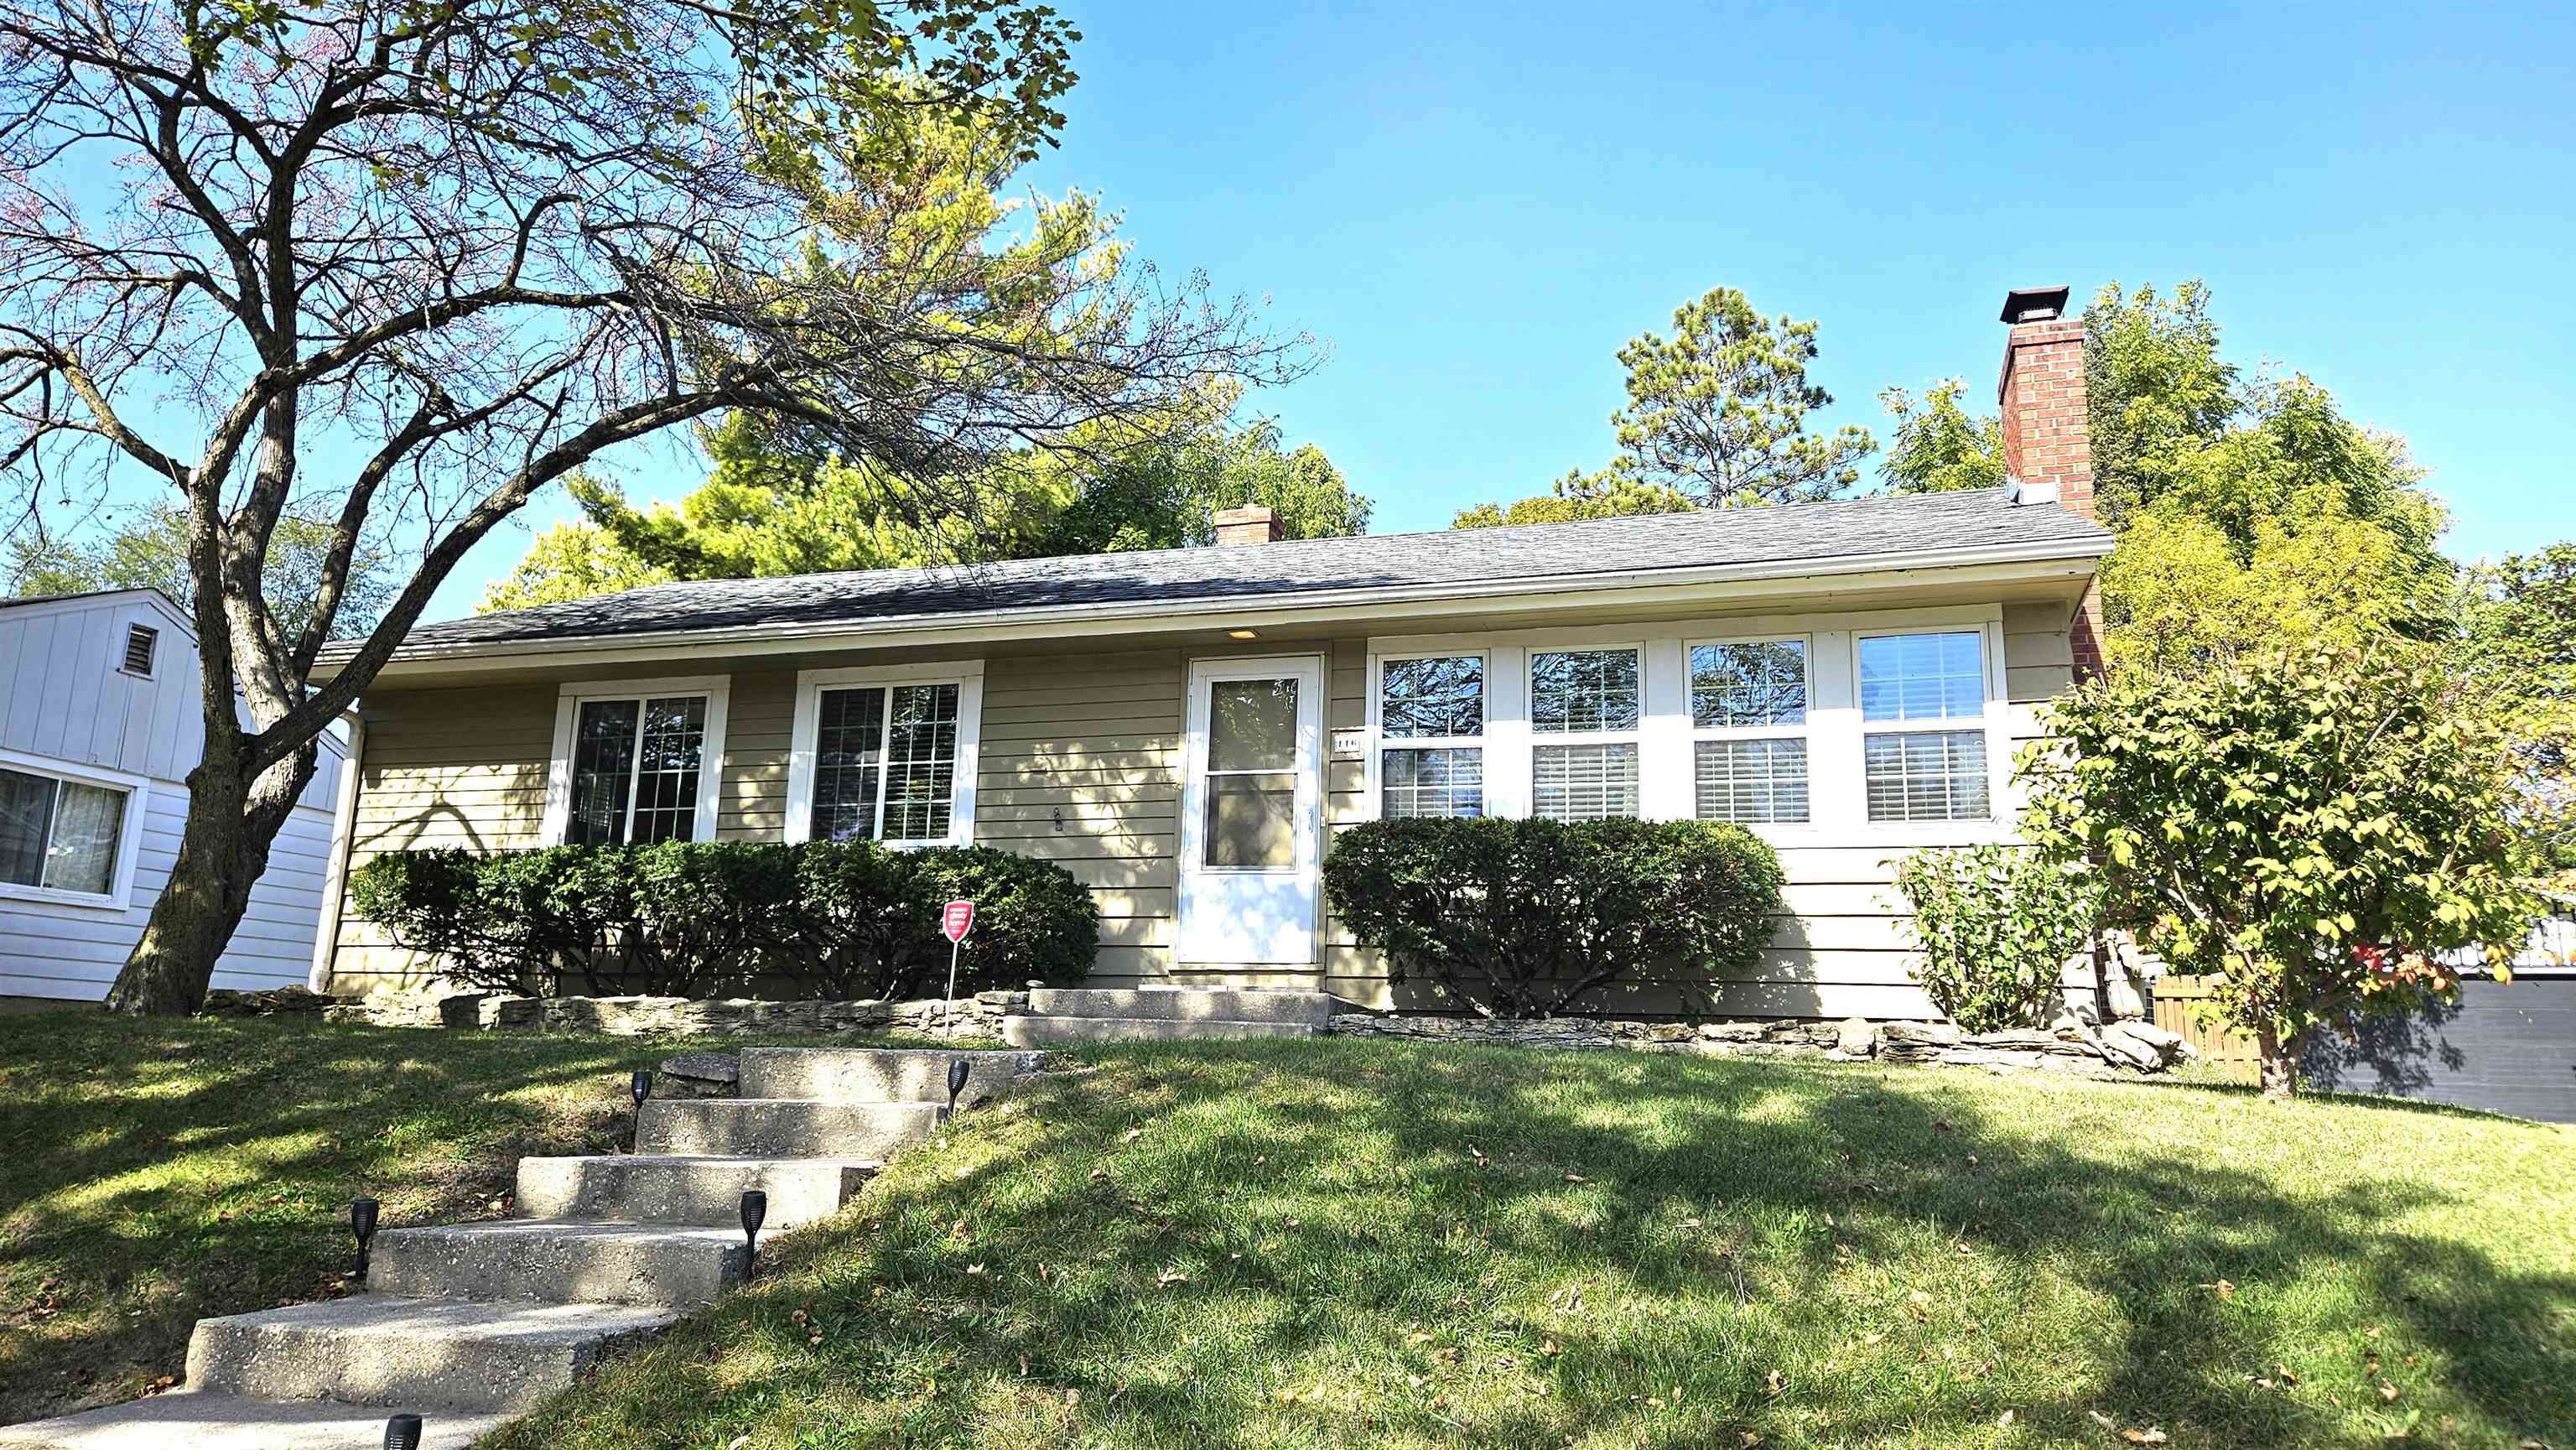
{"left": 1877, "top": 379, "right": 2004, "bottom": 495}
{"left": 0, "top": 0, "right": 1284, "bottom": 1013}
{"left": 2084, "top": 281, "right": 2241, "bottom": 525}
{"left": 2023, "top": 644, "right": 2548, "bottom": 1096}
{"left": 2459, "top": 542, "right": 2576, "bottom": 873}
{"left": 481, "top": 382, "right": 1367, "bottom": 609}
{"left": 1451, "top": 465, "right": 1695, "bottom": 529}
{"left": 7, "top": 506, "right": 395, "bottom": 642}
{"left": 1456, "top": 284, "right": 1872, "bottom": 523}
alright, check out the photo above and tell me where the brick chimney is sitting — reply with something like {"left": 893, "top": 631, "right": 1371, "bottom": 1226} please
{"left": 1213, "top": 506, "right": 1283, "bottom": 546}
{"left": 1997, "top": 283, "right": 2105, "bottom": 678}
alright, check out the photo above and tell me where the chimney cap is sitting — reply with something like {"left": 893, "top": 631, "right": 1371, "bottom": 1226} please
{"left": 1999, "top": 285, "right": 2072, "bottom": 324}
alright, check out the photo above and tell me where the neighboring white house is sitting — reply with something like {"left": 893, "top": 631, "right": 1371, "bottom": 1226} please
{"left": 0, "top": 588, "right": 346, "bottom": 1004}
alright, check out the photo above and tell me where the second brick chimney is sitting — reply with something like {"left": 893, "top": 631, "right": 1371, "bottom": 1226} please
{"left": 1213, "top": 506, "right": 1283, "bottom": 546}
{"left": 1997, "top": 283, "right": 2105, "bottom": 678}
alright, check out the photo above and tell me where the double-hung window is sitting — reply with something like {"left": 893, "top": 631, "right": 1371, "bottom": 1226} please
{"left": 0, "top": 756, "right": 136, "bottom": 903}
{"left": 1375, "top": 653, "right": 1485, "bottom": 819}
{"left": 1529, "top": 647, "right": 1641, "bottom": 821}
{"left": 1857, "top": 630, "right": 1992, "bottom": 822}
{"left": 787, "top": 664, "right": 984, "bottom": 847}
{"left": 548, "top": 678, "right": 730, "bottom": 845}
{"left": 1689, "top": 638, "right": 1810, "bottom": 824}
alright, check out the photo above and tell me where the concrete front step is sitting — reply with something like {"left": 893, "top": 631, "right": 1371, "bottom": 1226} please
{"left": 186, "top": 1297, "right": 680, "bottom": 1413}
{"left": 1001, "top": 1015, "right": 1317, "bottom": 1047}
{"left": 738, "top": 1047, "right": 1046, "bottom": 1105}
{"left": 1028, "top": 987, "right": 1338, "bottom": 1026}
{"left": 516, "top": 1155, "right": 875, "bottom": 1228}
{"left": 0, "top": 1391, "right": 504, "bottom": 1449}
{"left": 371, "top": 1219, "right": 763, "bottom": 1307}
{"left": 636, "top": 1097, "right": 948, "bottom": 1158}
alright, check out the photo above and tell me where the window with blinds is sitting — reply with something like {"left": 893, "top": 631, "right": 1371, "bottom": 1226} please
{"left": 1858, "top": 630, "right": 1992, "bottom": 822}
{"left": 1530, "top": 647, "right": 1642, "bottom": 822}
{"left": 1377, "top": 653, "right": 1485, "bottom": 819}
{"left": 1688, "top": 638, "right": 1810, "bottom": 824}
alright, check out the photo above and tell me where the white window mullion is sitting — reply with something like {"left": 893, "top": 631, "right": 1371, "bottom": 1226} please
{"left": 620, "top": 701, "right": 647, "bottom": 845}
{"left": 1639, "top": 635, "right": 1690, "bottom": 820}
{"left": 870, "top": 689, "right": 893, "bottom": 843}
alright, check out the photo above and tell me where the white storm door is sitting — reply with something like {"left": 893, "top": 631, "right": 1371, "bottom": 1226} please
{"left": 1176, "top": 655, "right": 1325, "bottom": 966}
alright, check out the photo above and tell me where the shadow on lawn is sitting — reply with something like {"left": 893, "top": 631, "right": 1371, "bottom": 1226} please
{"left": 0, "top": 1015, "right": 658, "bottom": 1423}
{"left": 518, "top": 1040, "right": 2576, "bottom": 1450}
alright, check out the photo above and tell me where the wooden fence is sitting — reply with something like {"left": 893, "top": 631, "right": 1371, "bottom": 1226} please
{"left": 2148, "top": 975, "right": 2262, "bottom": 1084}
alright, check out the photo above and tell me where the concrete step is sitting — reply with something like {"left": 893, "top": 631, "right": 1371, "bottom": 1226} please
{"left": 370, "top": 1219, "right": 764, "bottom": 1307}
{"left": 1001, "top": 1015, "right": 1317, "bottom": 1047}
{"left": 0, "top": 1391, "right": 503, "bottom": 1449}
{"left": 738, "top": 1047, "right": 1046, "bottom": 1104}
{"left": 636, "top": 1097, "right": 948, "bottom": 1157}
{"left": 515, "top": 1155, "right": 875, "bottom": 1228}
{"left": 185, "top": 1296, "right": 680, "bottom": 1413}
{"left": 1028, "top": 987, "right": 1339, "bottom": 1026}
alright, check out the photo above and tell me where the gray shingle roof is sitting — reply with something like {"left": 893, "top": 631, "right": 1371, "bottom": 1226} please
{"left": 371, "top": 487, "right": 2109, "bottom": 658}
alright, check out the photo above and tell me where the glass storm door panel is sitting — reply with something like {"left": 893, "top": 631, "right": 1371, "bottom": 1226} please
{"left": 1177, "top": 655, "right": 1324, "bottom": 966}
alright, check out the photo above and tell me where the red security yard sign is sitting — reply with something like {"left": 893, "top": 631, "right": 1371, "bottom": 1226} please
{"left": 940, "top": 900, "right": 976, "bottom": 1036}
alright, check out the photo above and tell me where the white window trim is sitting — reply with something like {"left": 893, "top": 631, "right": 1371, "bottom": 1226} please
{"left": 1363, "top": 648, "right": 1490, "bottom": 821}
{"left": 1685, "top": 632, "right": 1815, "bottom": 825}
{"left": 543, "top": 675, "right": 733, "bottom": 845}
{"left": 1852, "top": 625, "right": 2012, "bottom": 829}
{"left": 0, "top": 746, "right": 149, "bottom": 911}
{"left": 1366, "top": 605, "right": 2013, "bottom": 847}
{"left": 1524, "top": 639, "right": 1649, "bottom": 823}
{"left": 783, "top": 661, "right": 984, "bottom": 848}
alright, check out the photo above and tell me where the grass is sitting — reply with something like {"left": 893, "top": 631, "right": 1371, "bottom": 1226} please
{"left": 491, "top": 1038, "right": 2576, "bottom": 1450}
{"left": 0, "top": 1010, "right": 877, "bottom": 1425}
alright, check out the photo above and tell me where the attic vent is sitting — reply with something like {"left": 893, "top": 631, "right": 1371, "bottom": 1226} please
{"left": 122, "top": 624, "right": 158, "bottom": 678}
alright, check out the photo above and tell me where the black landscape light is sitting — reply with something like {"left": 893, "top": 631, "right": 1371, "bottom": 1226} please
{"left": 947, "top": 1058, "right": 971, "bottom": 1118}
{"left": 383, "top": 1411, "right": 423, "bottom": 1448}
{"left": 350, "top": 1198, "right": 381, "bottom": 1281}
{"left": 739, "top": 1190, "right": 768, "bottom": 1280}
{"left": 629, "top": 1070, "right": 653, "bottom": 1152}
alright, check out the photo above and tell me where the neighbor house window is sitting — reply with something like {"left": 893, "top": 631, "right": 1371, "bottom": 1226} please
{"left": 0, "top": 763, "right": 131, "bottom": 899}
{"left": 1690, "top": 638, "right": 1810, "bottom": 824}
{"left": 548, "top": 678, "right": 730, "bottom": 846}
{"left": 1377, "top": 653, "right": 1484, "bottom": 819}
{"left": 1858, "top": 631, "right": 1991, "bottom": 822}
{"left": 787, "top": 664, "right": 983, "bottom": 847}
{"left": 1530, "top": 647, "right": 1640, "bottom": 821}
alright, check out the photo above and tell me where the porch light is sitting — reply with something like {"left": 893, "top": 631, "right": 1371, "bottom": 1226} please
{"left": 350, "top": 1198, "right": 381, "bottom": 1281}
{"left": 630, "top": 1070, "right": 652, "bottom": 1152}
{"left": 739, "top": 1191, "right": 767, "bottom": 1279}
{"left": 947, "top": 1058, "right": 971, "bottom": 1117}
{"left": 383, "top": 1413, "right": 423, "bottom": 1449}
{"left": 1227, "top": 629, "right": 1259, "bottom": 640}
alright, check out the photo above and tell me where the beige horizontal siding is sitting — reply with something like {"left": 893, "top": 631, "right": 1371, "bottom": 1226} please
{"left": 324, "top": 600, "right": 2089, "bottom": 1019}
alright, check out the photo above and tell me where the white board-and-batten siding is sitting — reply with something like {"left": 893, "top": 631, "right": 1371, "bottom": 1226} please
{"left": 0, "top": 590, "right": 345, "bottom": 1002}
{"left": 326, "top": 598, "right": 2082, "bottom": 1020}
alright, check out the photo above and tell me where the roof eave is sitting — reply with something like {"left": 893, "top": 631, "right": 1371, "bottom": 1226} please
{"left": 325, "top": 534, "right": 2113, "bottom": 684}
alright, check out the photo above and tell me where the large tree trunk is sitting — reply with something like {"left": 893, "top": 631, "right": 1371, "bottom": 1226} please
{"left": 2254, "top": 1023, "right": 2303, "bottom": 1099}
{"left": 105, "top": 737, "right": 319, "bottom": 1016}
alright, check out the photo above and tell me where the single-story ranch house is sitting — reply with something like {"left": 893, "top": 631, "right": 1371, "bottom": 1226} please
{"left": 311, "top": 287, "right": 2114, "bottom": 1020}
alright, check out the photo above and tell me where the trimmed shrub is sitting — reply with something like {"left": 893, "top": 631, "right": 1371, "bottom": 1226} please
{"left": 1891, "top": 844, "right": 2100, "bottom": 1033}
{"left": 349, "top": 840, "right": 1097, "bottom": 1000}
{"left": 1322, "top": 817, "right": 1784, "bottom": 1019}
{"left": 786, "top": 840, "right": 1098, "bottom": 999}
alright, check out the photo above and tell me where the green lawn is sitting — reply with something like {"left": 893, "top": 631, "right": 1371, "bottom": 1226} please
{"left": 0, "top": 1011, "right": 864, "bottom": 1425}
{"left": 4, "top": 1021, "right": 2570, "bottom": 1448}
{"left": 497, "top": 1039, "right": 2576, "bottom": 1450}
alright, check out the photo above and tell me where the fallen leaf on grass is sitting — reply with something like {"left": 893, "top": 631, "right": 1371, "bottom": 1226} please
{"left": 2122, "top": 1430, "right": 2168, "bottom": 1445}
{"left": 1122, "top": 1128, "right": 1143, "bottom": 1143}
{"left": 1764, "top": 1369, "right": 1785, "bottom": 1395}
{"left": 1997, "top": 1409, "right": 2014, "bottom": 1427}
{"left": 1156, "top": 1270, "right": 1188, "bottom": 1286}
{"left": 2378, "top": 1380, "right": 2401, "bottom": 1402}
{"left": 1564, "top": 1172, "right": 1588, "bottom": 1183}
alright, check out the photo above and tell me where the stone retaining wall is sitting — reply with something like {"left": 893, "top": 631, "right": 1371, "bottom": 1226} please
{"left": 1322, "top": 1012, "right": 2195, "bottom": 1076}
{"left": 322, "top": 990, "right": 1028, "bottom": 1038}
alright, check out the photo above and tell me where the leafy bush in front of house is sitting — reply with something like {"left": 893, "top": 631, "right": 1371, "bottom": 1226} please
{"left": 785, "top": 840, "right": 1098, "bottom": 999}
{"left": 1893, "top": 844, "right": 2101, "bottom": 1032}
{"left": 2021, "top": 642, "right": 2548, "bottom": 1096}
{"left": 351, "top": 843, "right": 797, "bottom": 996}
{"left": 1322, "top": 817, "right": 1783, "bottom": 1019}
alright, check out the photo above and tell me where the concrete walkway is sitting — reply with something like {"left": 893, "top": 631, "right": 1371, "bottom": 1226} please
{"left": 0, "top": 1047, "right": 1042, "bottom": 1450}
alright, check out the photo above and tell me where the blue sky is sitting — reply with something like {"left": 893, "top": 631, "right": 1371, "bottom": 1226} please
{"left": 424, "top": 0, "right": 2573, "bottom": 620}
